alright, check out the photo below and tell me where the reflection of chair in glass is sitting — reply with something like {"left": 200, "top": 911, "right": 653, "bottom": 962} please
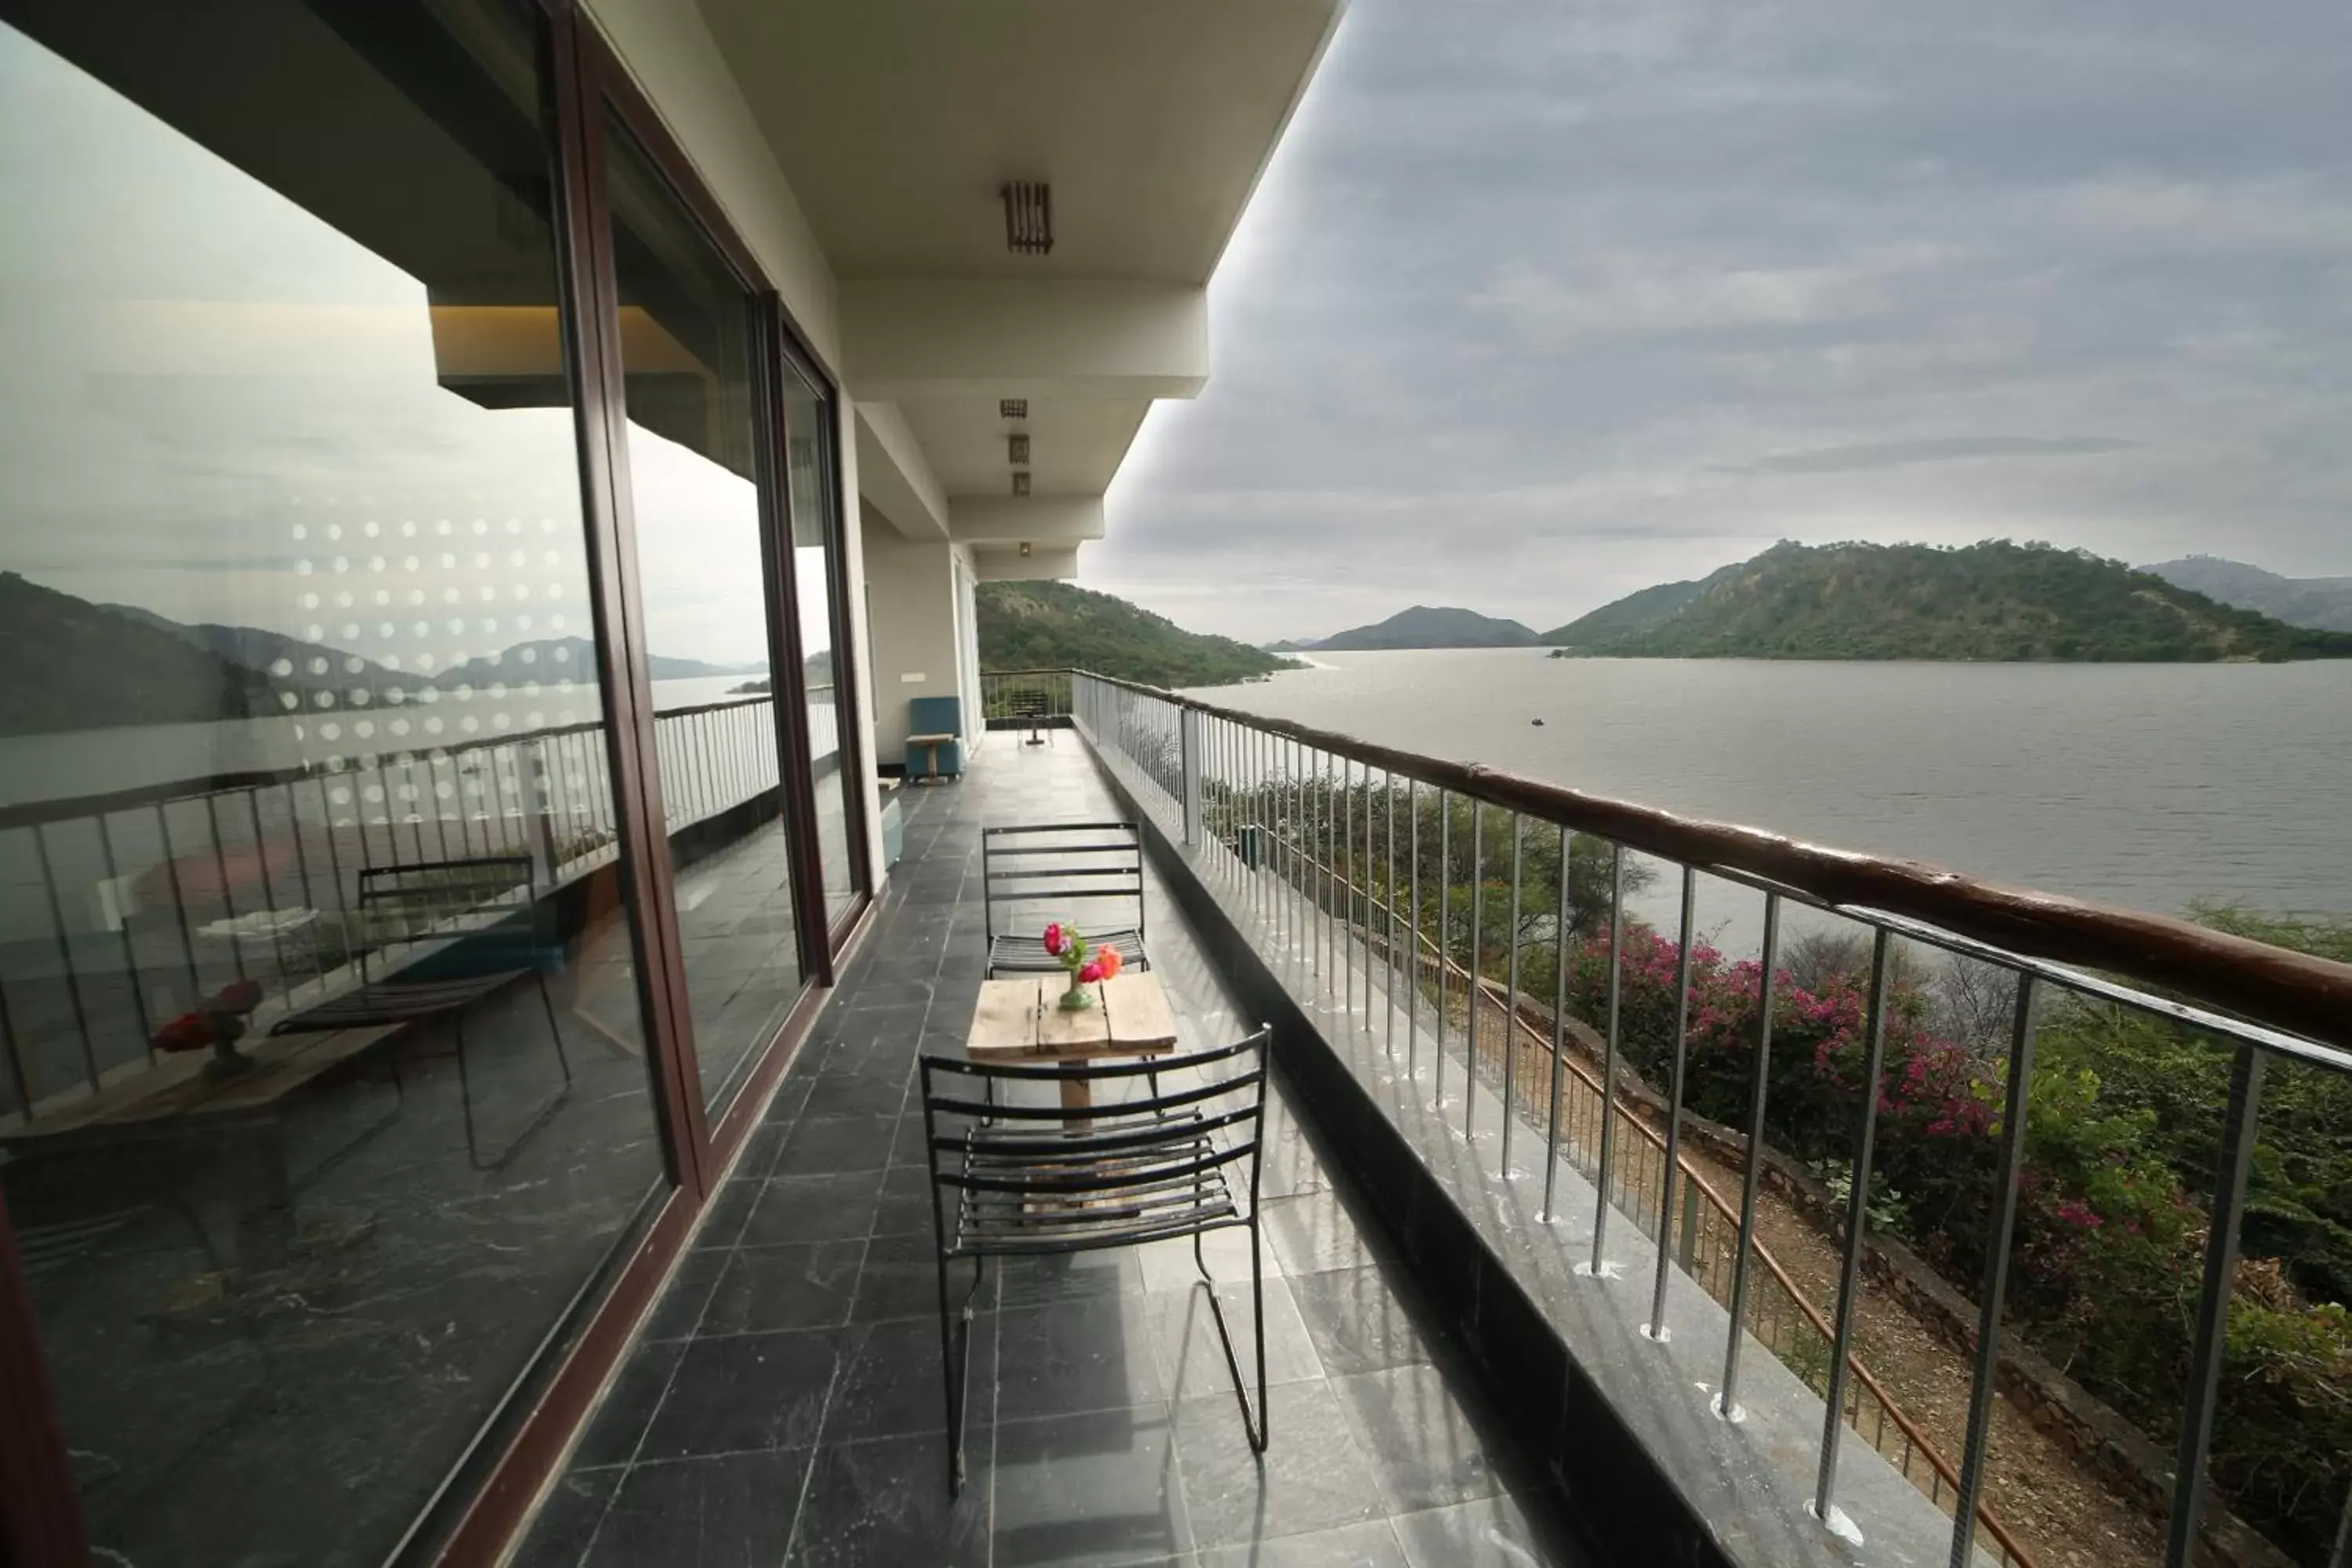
{"left": 921, "top": 1030, "right": 1272, "bottom": 1494}
{"left": 271, "top": 855, "right": 570, "bottom": 1171}
{"left": 982, "top": 821, "right": 1152, "bottom": 977}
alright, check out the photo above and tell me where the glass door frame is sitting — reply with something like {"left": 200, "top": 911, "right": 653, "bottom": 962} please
{"left": 0, "top": 5, "right": 876, "bottom": 1564}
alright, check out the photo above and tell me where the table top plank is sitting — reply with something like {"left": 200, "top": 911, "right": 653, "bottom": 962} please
{"left": 967, "top": 971, "right": 1177, "bottom": 1061}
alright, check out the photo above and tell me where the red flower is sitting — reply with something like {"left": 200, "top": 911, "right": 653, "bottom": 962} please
{"left": 153, "top": 1013, "right": 214, "bottom": 1054}
{"left": 1043, "top": 922, "right": 1064, "bottom": 956}
{"left": 1078, "top": 960, "right": 1104, "bottom": 984}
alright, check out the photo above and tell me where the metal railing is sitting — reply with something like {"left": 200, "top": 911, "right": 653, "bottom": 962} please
{"left": 0, "top": 695, "right": 783, "bottom": 1122}
{"left": 978, "top": 668, "right": 1074, "bottom": 726}
{"left": 1065, "top": 667, "right": 2352, "bottom": 1568}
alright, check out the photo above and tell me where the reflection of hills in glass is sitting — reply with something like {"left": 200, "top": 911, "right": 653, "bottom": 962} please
{"left": 0, "top": 575, "right": 768, "bottom": 737}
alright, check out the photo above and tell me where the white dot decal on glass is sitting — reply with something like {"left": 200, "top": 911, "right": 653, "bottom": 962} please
{"left": 474, "top": 552, "right": 490, "bottom": 570}
{"left": 403, "top": 556, "right": 419, "bottom": 572}
{"left": 340, "top": 622, "right": 359, "bottom": 640}
{"left": 446, "top": 618, "right": 465, "bottom": 635}
{"left": 350, "top": 689, "right": 372, "bottom": 707}
{"left": 301, "top": 593, "right": 320, "bottom": 610}
{"left": 556, "top": 678, "right": 575, "bottom": 692}
{"left": 332, "top": 557, "right": 349, "bottom": 574}
{"left": 408, "top": 590, "right": 426, "bottom": 605}
{"left": 307, "top": 656, "right": 328, "bottom": 675}
{"left": 437, "top": 520, "right": 452, "bottom": 535}
{"left": 296, "top": 560, "right": 314, "bottom": 576}
{"left": 461, "top": 716, "right": 480, "bottom": 733}
{"left": 334, "top": 592, "right": 354, "bottom": 609}
{"left": 419, "top": 688, "right": 441, "bottom": 704}
{"left": 479, "top": 586, "right": 496, "bottom": 602}
{"left": 513, "top": 584, "right": 532, "bottom": 601}
{"left": 439, "top": 553, "right": 456, "bottom": 569}
{"left": 314, "top": 691, "right": 336, "bottom": 709}
{"left": 492, "top": 712, "right": 512, "bottom": 731}
{"left": 382, "top": 654, "right": 402, "bottom": 670}
{"left": 539, "top": 517, "right": 557, "bottom": 533}
{"left": 292, "top": 524, "right": 308, "bottom": 541}
{"left": 270, "top": 658, "right": 294, "bottom": 677}
{"left": 325, "top": 755, "right": 346, "bottom": 774}
{"left": 366, "top": 556, "right": 383, "bottom": 573}
{"left": 481, "top": 622, "right": 499, "bottom": 640}
{"left": 550, "top": 615, "right": 567, "bottom": 631}
{"left": 326, "top": 523, "right": 343, "bottom": 541}
{"left": 364, "top": 785, "right": 384, "bottom": 804}
{"left": 425, "top": 717, "right": 445, "bottom": 734}
{"left": 343, "top": 655, "right": 364, "bottom": 673}
{"left": 444, "top": 587, "right": 462, "bottom": 604}
{"left": 519, "top": 648, "right": 538, "bottom": 666}
{"left": 330, "top": 787, "right": 351, "bottom": 806}
{"left": 527, "top": 710, "right": 545, "bottom": 728}
{"left": 522, "top": 680, "right": 542, "bottom": 697}
{"left": 506, "top": 518, "right": 522, "bottom": 534}
{"left": 543, "top": 550, "right": 561, "bottom": 567}
{"left": 546, "top": 583, "right": 564, "bottom": 600}
{"left": 392, "top": 719, "right": 412, "bottom": 736}
{"left": 401, "top": 521, "right": 417, "bottom": 538}
{"left": 373, "top": 590, "right": 390, "bottom": 607}
{"left": 488, "top": 682, "right": 508, "bottom": 699}
{"left": 507, "top": 550, "right": 525, "bottom": 568}
{"left": 515, "top": 615, "right": 533, "bottom": 632}
{"left": 363, "top": 521, "right": 379, "bottom": 538}
{"left": 377, "top": 622, "right": 394, "bottom": 638}
{"left": 472, "top": 520, "right": 488, "bottom": 535}
{"left": 354, "top": 720, "right": 376, "bottom": 739}
{"left": 320, "top": 722, "right": 343, "bottom": 741}
{"left": 398, "top": 783, "right": 418, "bottom": 802}
{"left": 278, "top": 691, "right": 301, "bottom": 711}
{"left": 554, "top": 646, "right": 572, "bottom": 663}
{"left": 305, "top": 624, "right": 325, "bottom": 641}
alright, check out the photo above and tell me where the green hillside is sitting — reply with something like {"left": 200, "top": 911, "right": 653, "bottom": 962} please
{"left": 1316, "top": 604, "right": 1540, "bottom": 650}
{"left": 978, "top": 581, "right": 1302, "bottom": 688}
{"left": 1546, "top": 540, "right": 2352, "bottom": 662}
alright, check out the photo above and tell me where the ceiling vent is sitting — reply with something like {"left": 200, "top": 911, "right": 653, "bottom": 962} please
{"left": 1007, "top": 434, "right": 1031, "bottom": 465}
{"left": 1011, "top": 472, "right": 1032, "bottom": 497}
{"left": 1002, "top": 181, "right": 1053, "bottom": 256}
{"left": 999, "top": 398, "right": 1027, "bottom": 420}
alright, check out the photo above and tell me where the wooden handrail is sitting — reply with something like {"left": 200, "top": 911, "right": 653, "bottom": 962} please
{"left": 1074, "top": 668, "right": 2352, "bottom": 1051}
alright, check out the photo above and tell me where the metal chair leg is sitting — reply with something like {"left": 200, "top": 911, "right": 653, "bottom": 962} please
{"left": 1192, "top": 1225, "right": 1269, "bottom": 1452}
{"left": 937, "top": 1251, "right": 989, "bottom": 1496}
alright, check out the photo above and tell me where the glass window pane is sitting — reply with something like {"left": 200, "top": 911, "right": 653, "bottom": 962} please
{"left": 782, "top": 368, "right": 859, "bottom": 926}
{"left": 602, "top": 116, "right": 804, "bottom": 1103}
{"left": 0, "top": 4, "right": 664, "bottom": 1562}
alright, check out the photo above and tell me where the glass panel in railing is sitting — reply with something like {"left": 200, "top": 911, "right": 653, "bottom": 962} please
{"left": 0, "top": 4, "right": 664, "bottom": 1562}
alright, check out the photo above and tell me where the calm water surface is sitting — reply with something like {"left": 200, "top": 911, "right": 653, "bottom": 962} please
{"left": 1188, "top": 651, "right": 2352, "bottom": 926}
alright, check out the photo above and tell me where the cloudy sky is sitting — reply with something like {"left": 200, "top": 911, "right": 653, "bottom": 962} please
{"left": 1085, "top": 0, "right": 2352, "bottom": 644}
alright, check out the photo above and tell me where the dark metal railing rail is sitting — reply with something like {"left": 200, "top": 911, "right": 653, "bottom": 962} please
{"left": 1063, "top": 666, "right": 2352, "bottom": 1568}
{"left": 0, "top": 696, "right": 780, "bottom": 1123}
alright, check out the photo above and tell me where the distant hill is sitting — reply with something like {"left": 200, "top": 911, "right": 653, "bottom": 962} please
{"left": 2138, "top": 556, "right": 2352, "bottom": 633}
{"left": 1544, "top": 540, "right": 2352, "bottom": 662}
{"left": 1316, "top": 605, "right": 1541, "bottom": 651}
{"left": 433, "top": 639, "right": 761, "bottom": 688}
{"left": 103, "top": 604, "right": 401, "bottom": 691}
{"left": 1, "top": 574, "right": 278, "bottom": 736}
{"left": 1541, "top": 572, "right": 1727, "bottom": 648}
{"left": 977, "top": 581, "right": 1302, "bottom": 688}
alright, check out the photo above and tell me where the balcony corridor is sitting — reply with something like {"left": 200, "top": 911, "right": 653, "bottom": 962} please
{"left": 512, "top": 739, "right": 1597, "bottom": 1567}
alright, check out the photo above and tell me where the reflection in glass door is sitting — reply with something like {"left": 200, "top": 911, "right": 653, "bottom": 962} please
{"left": 779, "top": 362, "right": 861, "bottom": 928}
{"left": 600, "top": 116, "right": 804, "bottom": 1108}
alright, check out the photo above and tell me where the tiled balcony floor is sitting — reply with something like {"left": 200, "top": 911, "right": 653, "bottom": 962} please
{"left": 514, "top": 737, "right": 1598, "bottom": 1567}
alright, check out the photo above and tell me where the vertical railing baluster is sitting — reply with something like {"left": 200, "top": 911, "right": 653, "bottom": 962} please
{"left": 1720, "top": 892, "right": 1782, "bottom": 1417}
{"left": 1591, "top": 843, "right": 1626, "bottom": 1272}
{"left": 245, "top": 788, "right": 291, "bottom": 989}
{"left": 2163, "top": 1040, "right": 2267, "bottom": 1568}
{"left": 202, "top": 795, "right": 247, "bottom": 982}
{"left": 1465, "top": 802, "right": 1482, "bottom": 1141}
{"left": 155, "top": 804, "right": 203, "bottom": 1012}
{"left": 1385, "top": 769, "right": 1397, "bottom": 1057}
{"left": 1342, "top": 755, "right": 1354, "bottom": 1015}
{"left": 1817, "top": 929, "right": 1895, "bottom": 1520}
{"left": 95, "top": 812, "right": 155, "bottom": 1063}
{"left": 1406, "top": 779, "right": 1421, "bottom": 1076}
{"left": 0, "top": 968, "right": 31, "bottom": 1119}
{"left": 32, "top": 825, "right": 101, "bottom": 1093}
{"left": 1947, "top": 977, "right": 2042, "bottom": 1568}
{"left": 1434, "top": 789, "right": 1448, "bottom": 1105}
{"left": 1542, "top": 825, "right": 1570, "bottom": 1221}
{"left": 1323, "top": 750, "right": 1336, "bottom": 993}
{"left": 1501, "top": 815, "right": 1523, "bottom": 1174}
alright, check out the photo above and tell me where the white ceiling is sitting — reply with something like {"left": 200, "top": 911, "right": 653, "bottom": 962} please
{"left": 694, "top": 0, "right": 1343, "bottom": 561}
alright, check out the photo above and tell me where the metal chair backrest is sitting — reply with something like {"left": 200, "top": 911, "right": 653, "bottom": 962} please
{"left": 982, "top": 821, "right": 1147, "bottom": 950}
{"left": 920, "top": 1029, "right": 1269, "bottom": 1255}
{"left": 354, "top": 855, "right": 537, "bottom": 980}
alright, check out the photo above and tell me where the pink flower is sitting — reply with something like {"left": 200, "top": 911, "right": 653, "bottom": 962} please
{"left": 1043, "top": 922, "right": 1064, "bottom": 956}
{"left": 1098, "top": 946, "right": 1124, "bottom": 978}
{"left": 1079, "top": 960, "right": 1104, "bottom": 984}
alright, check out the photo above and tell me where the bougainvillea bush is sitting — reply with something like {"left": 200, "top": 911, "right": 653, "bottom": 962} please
{"left": 1563, "top": 925, "right": 2352, "bottom": 1560}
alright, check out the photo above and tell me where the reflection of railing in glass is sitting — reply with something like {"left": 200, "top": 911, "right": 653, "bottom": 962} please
{"left": 0, "top": 696, "right": 778, "bottom": 1120}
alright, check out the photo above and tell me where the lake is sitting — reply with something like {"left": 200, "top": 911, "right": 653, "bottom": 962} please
{"left": 1184, "top": 651, "right": 2352, "bottom": 933}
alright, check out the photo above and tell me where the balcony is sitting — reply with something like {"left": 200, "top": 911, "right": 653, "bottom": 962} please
{"left": 513, "top": 736, "right": 1592, "bottom": 1567}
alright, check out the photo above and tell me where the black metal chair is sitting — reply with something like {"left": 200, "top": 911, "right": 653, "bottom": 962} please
{"left": 271, "top": 855, "right": 571, "bottom": 1171}
{"left": 920, "top": 1029, "right": 1272, "bottom": 1494}
{"left": 1007, "top": 687, "right": 1054, "bottom": 747}
{"left": 982, "top": 820, "right": 1152, "bottom": 977}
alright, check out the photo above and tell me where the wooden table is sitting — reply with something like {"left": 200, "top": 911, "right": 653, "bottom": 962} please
{"left": 907, "top": 731, "right": 957, "bottom": 782}
{"left": 967, "top": 971, "right": 1180, "bottom": 1114}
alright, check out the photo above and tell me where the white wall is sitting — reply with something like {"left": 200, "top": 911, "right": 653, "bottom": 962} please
{"left": 860, "top": 509, "right": 967, "bottom": 765}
